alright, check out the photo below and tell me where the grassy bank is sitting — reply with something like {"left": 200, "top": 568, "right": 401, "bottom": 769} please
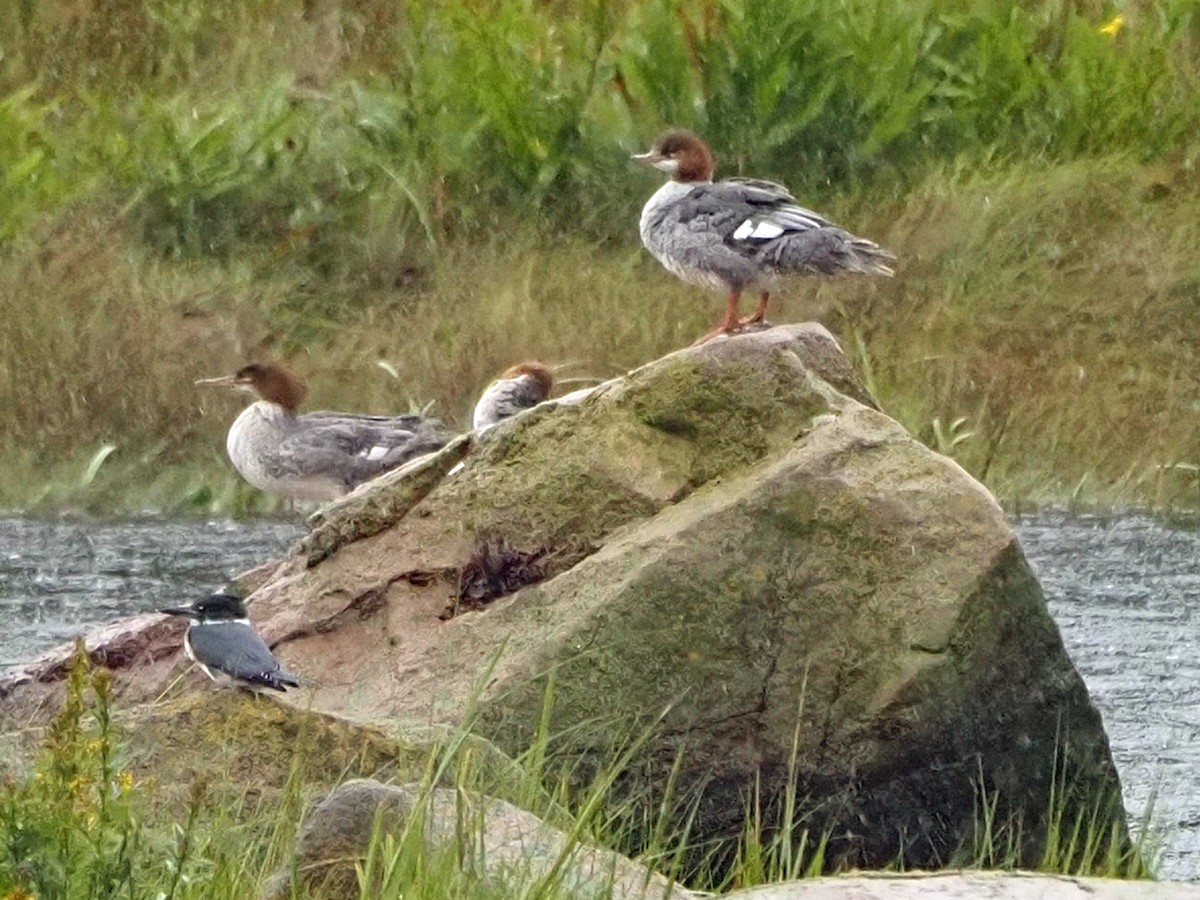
{"left": 1, "top": 159, "right": 1197, "bottom": 516}
{"left": 0, "top": 648, "right": 1153, "bottom": 897}
{"left": 0, "top": 0, "right": 1197, "bottom": 515}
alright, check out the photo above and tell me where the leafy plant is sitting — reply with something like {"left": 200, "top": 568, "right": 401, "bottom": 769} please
{"left": 0, "top": 87, "right": 76, "bottom": 241}
{"left": 0, "top": 643, "right": 143, "bottom": 898}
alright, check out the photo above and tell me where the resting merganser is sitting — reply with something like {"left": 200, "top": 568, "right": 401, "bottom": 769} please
{"left": 160, "top": 592, "right": 300, "bottom": 692}
{"left": 632, "top": 129, "right": 896, "bottom": 343}
{"left": 472, "top": 362, "right": 555, "bottom": 431}
{"left": 197, "top": 360, "right": 454, "bottom": 502}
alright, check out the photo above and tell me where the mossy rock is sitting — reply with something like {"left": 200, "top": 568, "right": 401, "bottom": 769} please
{"left": 464, "top": 401, "right": 1131, "bottom": 872}
{"left": 0, "top": 324, "right": 1132, "bottom": 879}
{"left": 0, "top": 689, "right": 551, "bottom": 836}
{"left": 432, "top": 329, "right": 842, "bottom": 554}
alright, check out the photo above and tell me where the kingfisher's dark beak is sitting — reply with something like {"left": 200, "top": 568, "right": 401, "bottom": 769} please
{"left": 159, "top": 606, "right": 200, "bottom": 619}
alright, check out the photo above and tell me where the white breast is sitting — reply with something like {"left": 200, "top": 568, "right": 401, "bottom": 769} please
{"left": 225, "top": 402, "right": 344, "bottom": 502}
{"left": 226, "top": 402, "right": 290, "bottom": 491}
{"left": 639, "top": 180, "right": 742, "bottom": 292}
{"left": 638, "top": 180, "right": 698, "bottom": 257}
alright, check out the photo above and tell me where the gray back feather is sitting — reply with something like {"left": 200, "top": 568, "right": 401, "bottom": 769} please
{"left": 272, "top": 413, "right": 454, "bottom": 488}
{"left": 647, "top": 177, "right": 894, "bottom": 286}
{"left": 187, "top": 622, "right": 300, "bottom": 691}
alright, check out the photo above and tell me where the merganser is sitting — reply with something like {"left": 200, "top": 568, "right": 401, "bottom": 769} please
{"left": 632, "top": 129, "right": 896, "bottom": 343}
{"left": 472, "top": 362, "right": 555, "bottom": 431}
{"left": 160, "top": 592, "right": 300, "bottom": 692}
{"left": 197, "top": 360, "right": 454, "bottom": 502}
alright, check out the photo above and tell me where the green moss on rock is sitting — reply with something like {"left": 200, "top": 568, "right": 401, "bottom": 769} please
{"left": 421, "top": 336, "right": 836, "bottom": 567}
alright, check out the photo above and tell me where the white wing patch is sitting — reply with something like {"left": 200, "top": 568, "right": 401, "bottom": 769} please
{"left": 361, "top": 445, "right": 389, "bottom": 462}
{"left": 733, "top": 219, "right": 785, "bottom": 241}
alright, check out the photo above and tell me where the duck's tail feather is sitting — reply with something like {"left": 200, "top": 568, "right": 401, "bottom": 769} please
{"left": 848, "top": 237, "right": 896, "bottom": 276}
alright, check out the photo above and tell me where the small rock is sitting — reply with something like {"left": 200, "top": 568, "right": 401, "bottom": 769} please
{"left": 725, "top": 870, "right": 1200, "bottom": 899}
{"left": 263, "top": 778, "right": 699, "bottom": 900}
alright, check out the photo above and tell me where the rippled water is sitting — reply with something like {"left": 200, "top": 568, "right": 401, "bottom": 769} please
{"left": 1017, "top": 514, "right": 1200, "bottom": 880}
{"left": 0, "top": 517, "right": 300, "bottom": 665}
{"left": 1, "top": 513, "right": 1199, "bottom": 878}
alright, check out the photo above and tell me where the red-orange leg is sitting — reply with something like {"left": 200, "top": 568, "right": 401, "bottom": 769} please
{"left": 738, "top": 291, "right": 770, "bottom": 327}
{"left": 693, "top": 291, "right": 743, "bottom": 345}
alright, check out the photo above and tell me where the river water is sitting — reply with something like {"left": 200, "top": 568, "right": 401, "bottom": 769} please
{"left": 1, "top": 513, "right": 1198, "bottom": 878}
{"left": 0, "top": 517, "right": 300, "bottom": 665}
{"left": 1015, "top": 513, "right": 1200, "bottom": 879}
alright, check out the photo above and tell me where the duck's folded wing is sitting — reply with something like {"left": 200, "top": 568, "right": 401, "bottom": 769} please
{"left": 281, "top": 417, "right": 452, "bottom": 484}
{"left": 724, "top": 178, "right": 836, "bottom": 239}
{"left": 305, "top": 410, "right": 432, "bottom": 430}
{"left": 294, "top": 414, "right": 451, "bottom": 457}
{"left": 474, "top": 376, "right": 547, "bottom": 429}
{"left": 673, "top": 178, "right": 834, "bottom": 244}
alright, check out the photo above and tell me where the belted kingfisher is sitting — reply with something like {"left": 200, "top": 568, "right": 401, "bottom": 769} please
{"left": 160, "top": 592, "right": 300, "bottom": 692}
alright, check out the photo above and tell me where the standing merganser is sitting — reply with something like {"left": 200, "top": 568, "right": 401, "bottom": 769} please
{"left": 197, "top": 360, "right": 454, "bottom": 502}
{"left": 160, "top": 592, "right": 300, "bottom": 692}
{"left": 472, "top": 362, "right": 555, "bottom": 431}
{"left": 633, "top": 129, "right": 896, "bottom": 344}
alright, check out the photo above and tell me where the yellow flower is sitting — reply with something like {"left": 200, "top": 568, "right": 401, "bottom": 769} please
{"left": 1099, "top": 14, "right": 1126, "bottom": 37}
{"left": 4, "top": 885, "right": 36, "bottom": 899}
{"left": 117, "top": 770, "right": 134, "bottom": 793}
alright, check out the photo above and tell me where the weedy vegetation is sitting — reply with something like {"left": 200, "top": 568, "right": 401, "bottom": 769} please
{"left": 0, "top": 0, "right": 1197, "bottom": 514}
{"left": 0, "top": 648, "right": 1159, "bottom": 897}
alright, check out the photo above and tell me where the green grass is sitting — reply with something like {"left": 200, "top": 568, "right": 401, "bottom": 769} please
{"left": 0, "top": 0, "right": 1198, "bottom": 514}
{"left": 0, "top": 159, "right": 1197, "bottom": 515}
{"left": 0, "top": 646, "right": 1155, "bottom": 898}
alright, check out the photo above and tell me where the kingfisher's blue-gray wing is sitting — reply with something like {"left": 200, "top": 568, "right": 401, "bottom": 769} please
{"left": 186, "top": 622, "right": 300, "bottom": 692}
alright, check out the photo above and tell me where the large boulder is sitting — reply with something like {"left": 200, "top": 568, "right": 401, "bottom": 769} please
{"left": 0, "top": 324, "right": 1131, "bottom": 875}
